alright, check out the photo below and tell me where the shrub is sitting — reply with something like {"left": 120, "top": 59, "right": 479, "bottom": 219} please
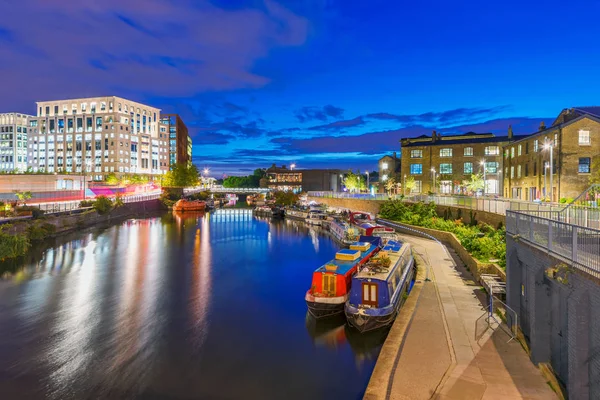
{"left": 114, "top": 193, "right": 124, "bottom": 208}
{"left": 79, "top": 200, "right": 94, "bottom": 208}
{"left": 93, "top": 196, "right": 114, "bottom": 215}
{"left": 0, "top": 226, "right": 30, "bottom": 261}
{"left": 26, "top": 221, "right": 57, "bottom": 241}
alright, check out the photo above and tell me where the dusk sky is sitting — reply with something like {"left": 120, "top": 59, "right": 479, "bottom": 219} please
{"left": 2, "top": 0, "right": 600, "bottom": 176}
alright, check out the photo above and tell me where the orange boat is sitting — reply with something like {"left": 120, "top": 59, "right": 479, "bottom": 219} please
{"left": 173, "top": 199, "right": 206, "bottom": 212}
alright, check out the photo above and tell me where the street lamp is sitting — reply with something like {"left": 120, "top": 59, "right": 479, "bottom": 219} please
{"left": 480, "top": 159, "right": 486, "bottom": 195}
{"left": 543, "top": 141, "right": 554, "bottom": 202}
{"left": 290, "top": 163, "right": 296, "bottom": 170}
{"left": 366, "top": 171, "right": 370, "bottom": 193}
{"left": 431, "top": 168, "right": 436, "bottom": 194}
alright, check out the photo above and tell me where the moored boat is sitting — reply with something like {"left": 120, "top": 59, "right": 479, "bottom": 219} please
{"left": 345, "top": 240, "right": 416, "bottom": 333}
{"left": 173, "top": 199, "right": 206, "bottom": 212}
{"left": 253, "top": 205, "right": 273, "bottom": 216}
{"left": 305, "top": 236, "right": 382, "bottom": 319}
{"left": 305, "top": 210, "right": 328, "bottom": 226}
{"left": 329, "top": 219, "right": 359, "bottom": 245}
{"left": 349, "top": 212, "right": 398, "bottom": 242}
{"left": 286, "top": 207, "right": 309, "bottom": 220}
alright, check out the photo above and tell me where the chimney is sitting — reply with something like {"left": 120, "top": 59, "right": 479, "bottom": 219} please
{"left": 508, "top": 125, "right": 513, "bottom": 139}
{"left": 393, "top": 151, "right": 397, "bottom": 159}
{"left": 539, "top": 121, "right": 546, "bottom": 131}
{"left": 432, "top": 130, "right": 437, "bottom": 143}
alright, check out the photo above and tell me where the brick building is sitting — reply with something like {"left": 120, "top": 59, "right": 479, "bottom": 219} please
{"left": 159, "top": 114, "right": 192, "bottom": 166}
{"left": 503, "top": 107, "right": 600, "bottom": 201}
{"left": 400, "top": 130, "right": 527, "bottom": 195}
{"left": 378, "top": 152, "right": 401, "bottom": 179}
{"left": 265, "top": 164, "right": 342, "bottom": 192}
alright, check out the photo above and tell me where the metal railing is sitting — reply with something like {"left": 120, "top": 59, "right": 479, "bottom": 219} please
{"left": 28, "top": 192, "right": 161, "bottom": 215}
{"left": 307, "top": 191, "right": 390, "bottom": 200}
{"left": 209, "top": 187, "right": 271, "bottom": 193}
{"left": 506, "top": 210, "right": 600, "bottom": 278}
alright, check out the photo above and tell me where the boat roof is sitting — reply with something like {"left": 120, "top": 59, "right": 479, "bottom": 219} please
{"left": 315, "top": 235, "right": 381, "bottom": 275}
{"left": 354, "top": 241, "right": 411, "bottom": 281}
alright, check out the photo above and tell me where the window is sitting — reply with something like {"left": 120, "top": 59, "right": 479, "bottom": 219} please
{"left": 533, "top": 161, "right": 537, "bottom": 176}
{"left": 525, "top": 164, "right": 529, "bottom": 177}
{"left": 440, "top": 181, "right": 452, "bottom": 194}
{"left": 464, "top": 162, "right": 473, "bottom": 174}
{"left": 413, "top": 180, "right": 422, "bottom": 193}
{"left": 81, "top": 103, "right": 87, "bottom": 112}
{"left": 362, "top": 283, "right": 378, "bottom": 306}
{"left": 579, "top": 157, "right": 591, "bottom": 173}
{"left": 485, "top": 162, "right": 498, "bottom": 173}
{"left": 525, "top": 142, "right": 529, "bottom": 154}
{"left": 517, "top": 165, "right": 521, "bottom": 178}
{"left": 440, "top": 148, "right": 452, "bottom": 157}
{"left": 410, "top": 149, "right": 422, "bottom": 158}
{"left": 534, "top": 139, "right": 539, "bottom": 152}
{"left": 509, "top": 147, "right": 514, "bottom": 158}
{"left": 410, "top": 164, "right": 422, "bottom": 175}
{"left": 464, "top": 147, "right": 473, "bottom": 157}
{"left": 517, "top": 145, "right": 522, "bottom": 156}
{"left": 579, "top": 130, "right": 590, "bottom": 145}
{"left": 510, "top": 166, "right": 514, "bottom": 178}
{"left": 485, "top": 146, "right": 500, "bottom": 156}
{"left": 554, "top": 133, "right": 558, "bottom": 147}
{"left": 440, "top": 163, "right": 452, "bottom": 174}
{"left": 382, "top": 162, "right": 388, "bottom": 170}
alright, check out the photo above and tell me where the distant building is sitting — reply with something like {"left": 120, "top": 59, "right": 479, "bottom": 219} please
{"left": 27, "top": 96, "right": 170, "bottom": 181}
{"left": 266, "top": 164, "right": 342, "bottom": 192}
{"left": 159, "top": 114, "right": 192, "bottom": 166}
{"left": 0, "top": 112, "right": 32, "bottom": 172}
{"left": 400, "top": 130, "right": 527, "bottom": 195}
{"left": 378, "top": 152, "right": 401, "bottom": 191}
{"left": 503, "top": 107, "right": 600, "bottom": 201}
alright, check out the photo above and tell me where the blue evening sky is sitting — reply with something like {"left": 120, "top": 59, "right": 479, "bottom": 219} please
{"left": 1, "top": 0, "right": 599, "bottom": 176}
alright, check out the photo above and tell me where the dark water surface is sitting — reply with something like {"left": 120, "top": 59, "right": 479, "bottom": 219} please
{"left": 0, "top": 210, "right": 387, "bottom": 400}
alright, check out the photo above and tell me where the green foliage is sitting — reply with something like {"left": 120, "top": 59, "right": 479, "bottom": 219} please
{"left": 27, "top": 222, "right": 57, "bottom": 241}
{"left": 462, "top": 174, "right": 484, "bottom": 194}
{"left": 105, "top": 173, "right": 120, "bottom": 185}
{"left": 343, "top": 171, "right": 366, "bottom": 192}
{"left": 379, "top": 200, "right": 506, "bottom": 267}
{"left": 14, "top": 190, "right": 32, "bottom": 204}
{"left": 162, "top": 163, "right": 200, "bottom": 188}
{"left": 404, "top": 176, "right": 416, "bottom": 194}
{"left": 274, "top": 190, "right": 299, "bottom": 206}
{"left": 589, "top": 156, "right": 600, "bottom": 185}
{"left": 0, "top": 225, "right": 30, "bottom": 261}
{"left": 189, "top": 191, "right": 210, "bottom": 201}
{"left": 114, "top": 193, "right": 124, "bottom": 208}
{"left": 159, "top": 189, "right": 180, "bottom": 208}
{"left": 559, "top": 197, "right": 574, "bottom": 204}
{"left": 93, "top": 195, "right": 114, "bottom": 214}
{"left": 223, "top": 169, "right": 265, "bottom": 188}
{"left": 16, "top": 205, "right": 45, "bottom": 219}
{"left": 79, "top": 200, "right": 94, "bottom": 208}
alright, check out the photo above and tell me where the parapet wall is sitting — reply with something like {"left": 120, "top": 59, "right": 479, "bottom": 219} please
{"left": 308, "top": 196, "right": 506, "bottom": 228}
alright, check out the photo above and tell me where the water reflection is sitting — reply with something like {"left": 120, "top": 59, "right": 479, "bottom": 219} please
{"left": 0, "top": 212, "right": 384, "bottom": 399}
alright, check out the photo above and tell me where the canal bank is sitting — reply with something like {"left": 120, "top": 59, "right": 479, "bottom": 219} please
{"left": 365, "top": 233, "right": 557, "bottom": 400}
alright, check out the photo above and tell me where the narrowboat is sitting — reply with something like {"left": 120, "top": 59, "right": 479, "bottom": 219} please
{"left": 345, "top": 240, "right": 416, "bottom": 333}
{"left": 285, "top": 207, "right": 309, "bottom": 220}
{"left": 305, "top": 236, "right": 382, "bottom": 319}
{"left": 253, "top": 205, "right": 273, "bottom": 216}
{"left": 271, "top": 205, "right": 285, "bottom": 218}
{"left": 305, "top": 210, "right": 328, "bottom": 226}
{"left": 172, "top": 199, "right": 206, "bottom": 212}
{"left": 349, "top": 212, "right": 397, "bottom": 242}
{"left": 329, "top": 219, "right": 359, "bottom": 245}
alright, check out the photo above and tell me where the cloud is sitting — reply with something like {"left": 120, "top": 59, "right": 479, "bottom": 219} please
{"left": 0, "top": 0, "right": 309, "bottom": 111}
{"left": 308, "top": 116, "right": 366, "bottom": 131}
{"left": 295, "top": 104, "right": 345, "bottom": 122}
{"left": 196, "top": 120, "right": 266, "bottom": 138}
{"left": 366, "top": 106, "right": 511, "bottom": 126}
{"left": 191, "top": 132, "right": 236, "bottom": 145}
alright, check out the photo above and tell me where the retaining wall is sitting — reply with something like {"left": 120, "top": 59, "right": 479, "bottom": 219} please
{"left": 506, "top": 236, "right": 600, "bottom": 399}
{"left": 309, "top": 196, "right": 506, "bottom": 228}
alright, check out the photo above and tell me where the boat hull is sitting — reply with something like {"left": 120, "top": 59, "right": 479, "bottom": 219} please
{"left": 305, "top": 292, "right": 348, "bottom": 319}
{"left": 345, "top": 260, "right": 416, "bottom": 333}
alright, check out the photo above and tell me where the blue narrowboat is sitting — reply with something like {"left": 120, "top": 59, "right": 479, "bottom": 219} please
{"left": 345, "top": 240, "right": 416, "bottom": 333}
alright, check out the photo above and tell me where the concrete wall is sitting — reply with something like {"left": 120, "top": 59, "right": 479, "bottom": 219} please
{"left": 506, "top": 236, "right": 600, "bottom": 399}
{"left": 309, "top": 196, "right": 506, "bottom": 228}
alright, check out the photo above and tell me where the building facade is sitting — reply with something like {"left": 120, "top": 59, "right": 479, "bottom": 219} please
{"left": 400, "top": 130, "right": 526, "bottom": 195}
{"left": 27, "top": 96, "right": 169, "bottom": 181}
{"left": 266, "top": 164, "right": 342, "bottom": 192}
{"left": 159, "top": 114, "right": 192, "bottom": 166}
{"left": 378, "top": 152, "right": 401, "bottom": 182}
{"left": 503, "top": 107, "right": 600, "bottom": 201}
{"left": 0, "top": 113, "right": 33, "bottom": 172}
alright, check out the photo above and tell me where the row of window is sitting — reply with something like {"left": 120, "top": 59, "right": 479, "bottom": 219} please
{"left": 40, "top": 103, "right": 157, "bottom": 121}
{"left": 505, "top": 157, "right": 592, "bottom": 179}
{"left": 410, "top": 162, "right": 499, "bottom": 175}
{"left": 409, "top": 146, "right": 500, "bottom": 159}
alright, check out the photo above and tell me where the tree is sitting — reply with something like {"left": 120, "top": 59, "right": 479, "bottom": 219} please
{"left": 343, "top": 172, "right": 366, "bottom": 193}
{"left": 105, "top": 173, "right": 119, "bottom": 185}
{"left": 14, "top": 191, "right": 32, "bottom": 205}
{"left": 385, "top": 177, "right": 396, "bottom": 194}
{"left": 404, "top": 176, "right": 417, "bottom": 194}
{"left": 274, "top": 190, "right": 298, "bottom": 206}
{"left": 223, "top": 170, "right": 265, "bottom": 188}
{"left": 463, "top": 174, "right": 485, "bottom": 194}
{"left": 162, "top": 163, "right": 200, "bottom": 188}
{"left": 589, "top": 156, "right": 600, "bottom": 185}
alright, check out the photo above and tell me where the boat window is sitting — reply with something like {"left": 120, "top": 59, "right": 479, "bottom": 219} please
{"left": 323, "top": 274, "right": 336, "bottom": 296}
{"left": 362, "top": 283, "right": 378, "bottom": 306}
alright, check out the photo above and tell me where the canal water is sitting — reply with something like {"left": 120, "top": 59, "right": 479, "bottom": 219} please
{"left": 0, "top": 210, "right": 389, "bottom": 400}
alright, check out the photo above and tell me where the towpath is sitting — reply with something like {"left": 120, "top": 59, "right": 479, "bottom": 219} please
{"left": 365, "top": 234, "right": 558, "bottom": 400}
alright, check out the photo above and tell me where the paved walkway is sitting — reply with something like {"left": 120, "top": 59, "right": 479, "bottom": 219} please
{"left": 365, "top": 235, "right": 558, "bottom": 400}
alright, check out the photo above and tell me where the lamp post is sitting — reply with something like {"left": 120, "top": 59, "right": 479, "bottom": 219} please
{"left": 480, "top": 159, "right": 486, "bottom": 195}
{"left": 544, "top": 141, "right": 554, "bottom": 202}
{"left": 544, "top": 162, "right": 548, "bottom": 200}
{"left": 366, "top": 171, "right": 370, "bottom": 193}
{"left": 290, "top": 163, "right": 296, "bottom": 171}
{"left": 431, "top": 168, "right": 436, "bottom": 194}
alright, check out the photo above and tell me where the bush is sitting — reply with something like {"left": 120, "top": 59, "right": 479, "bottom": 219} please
{"left": 26, "top": 222, "right": 56, "bottom": 241}
{"left": 15, "top": 205, "right": 45, "bottom": 219}
{"left": 0, "top": 226, "right": 30, "bottom": 261}
{"left": 114, "top": 194, "right": 124, "bottom": 208}
{"left": 80, "top": 200, "right": 94, "bottom": 208}
{"left": 93, "top": 196, "right": 114, "bottom": 215}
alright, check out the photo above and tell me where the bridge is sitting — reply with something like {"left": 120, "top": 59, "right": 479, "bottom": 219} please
{"left": 209, "top": 187, "right": 271, "bottom": 194}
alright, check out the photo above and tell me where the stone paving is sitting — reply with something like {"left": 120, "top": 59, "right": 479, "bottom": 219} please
{"left": 365, "top": 234, "right": 558, "bottom": 400}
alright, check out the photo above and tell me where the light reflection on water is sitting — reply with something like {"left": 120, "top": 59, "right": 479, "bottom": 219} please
{"left": 0, "top": 211, "right": 387, "bottom": 400}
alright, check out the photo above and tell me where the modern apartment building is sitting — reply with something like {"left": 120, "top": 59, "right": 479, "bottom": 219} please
{"left": 27, "top": 96, "right": 169, "bottom": 181}
{"left": 266, "top": 164, "right": 342, "bottom": 192}
{"left": 159, "top": 114, "right": 192, "bottom": 166}
{"left": 503, "top": 107, "right": 600, "bottom": 201}
{"left": 400, "top": 130, "right": 527, "bottom": 195}
{"left": 0, "top": 113, "right": 33, "bottom": 172}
